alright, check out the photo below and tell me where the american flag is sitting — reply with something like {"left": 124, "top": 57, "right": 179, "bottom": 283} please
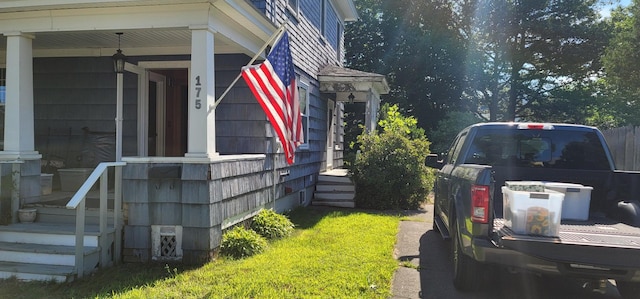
{"left": 241, "top": 31, "right": 303, "bottom": 165}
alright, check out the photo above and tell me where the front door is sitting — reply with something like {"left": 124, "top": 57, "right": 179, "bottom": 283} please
{"left": 147, "top": 69, "right": 189, "bottom": 157}
{"left": 148, "top": 71, "right": 166, "bottom": 156}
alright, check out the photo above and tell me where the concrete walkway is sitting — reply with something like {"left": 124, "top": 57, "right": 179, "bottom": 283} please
{"left": 391, "top": 203, "right": 433, "bottom": 299}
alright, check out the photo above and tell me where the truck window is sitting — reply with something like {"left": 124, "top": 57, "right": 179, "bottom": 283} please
{"left": 447, "top": 132, "right": 468, "bottom": 165}
{"left": 464, "top": 128, "right": 610, "bottom": 170}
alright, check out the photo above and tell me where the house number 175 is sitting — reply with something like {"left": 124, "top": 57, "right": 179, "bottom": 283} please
{"left": 195, "top": 75, "right": 202, "bottom": 109}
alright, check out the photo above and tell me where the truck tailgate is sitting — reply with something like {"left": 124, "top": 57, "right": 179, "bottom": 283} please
{"left": 494, "top": 218, "right": 640, "bottom": 269}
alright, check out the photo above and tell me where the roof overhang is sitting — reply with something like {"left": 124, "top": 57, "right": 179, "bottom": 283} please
{"left": 0, "top": 0, "right": 276, "bottom": 61}
{"left": 318, "top": 65, "right": 389, "bottom": 103}
{"left": 330, "top": 0, "right": 358, "bottom": 22}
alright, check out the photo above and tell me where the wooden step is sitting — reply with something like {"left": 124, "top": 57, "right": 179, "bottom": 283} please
{"left": 311, "top": 201, "right": 356, "bottom": 208}
{"left": 0, "top": 222, "right": 107, "bottom": 247}
{"left": 0, "top": 241, "right": 99, "bottom": 266}
{"left": 315, "top": 184, "right": 355, "bottom": 193}
{"left": 313, "top": 192, "right": 355, "bottom": 201}
{"left": 0, "top": 261, "right": 75, "bottom": 283}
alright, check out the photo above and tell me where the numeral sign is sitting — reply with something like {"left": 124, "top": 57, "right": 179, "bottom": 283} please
{"left": 195, "top": 75, "right": 202, "bottom": 109}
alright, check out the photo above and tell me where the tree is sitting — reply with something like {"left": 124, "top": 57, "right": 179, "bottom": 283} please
{"left": 345, "top": 0, "right": 467, "bottom": 130}
{"left": 602, "top": 1, "right": 640, "bottom": 126}
{"left": 461, "top": 0, "right": 611, "bottom": 122}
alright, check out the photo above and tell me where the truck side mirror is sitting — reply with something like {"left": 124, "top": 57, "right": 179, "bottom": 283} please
{"left": 425, "top": 153, "right": 444, "bottom": 169}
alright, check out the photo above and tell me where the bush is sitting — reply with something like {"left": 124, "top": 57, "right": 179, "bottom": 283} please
{"left": 250, "top": 209, "right": 294, "bottom": 240}
{"left": 351, "top": 105, "right": 434, "bottom": 210}
{"left": 220, "top": 226, "right": 268, "bottom": 259}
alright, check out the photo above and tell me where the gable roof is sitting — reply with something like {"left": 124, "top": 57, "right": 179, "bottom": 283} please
{"left": 318, "top": 65, "right": 390, "bottom": 95}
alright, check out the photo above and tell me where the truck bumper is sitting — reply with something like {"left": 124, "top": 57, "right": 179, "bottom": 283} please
{"left": 472, "top": 238, "right": 640, "bottom": 281}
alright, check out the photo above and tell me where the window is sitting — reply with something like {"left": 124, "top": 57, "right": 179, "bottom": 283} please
{"left": 298, "top": 81, "right": 310, "bottom": 148}
{"left": 0, "top": 67, "right": 5, "bottom": 150}
{"left": 336, "top": 22, "right": 343, "bottom": 61}
{"left": 321, "top": 0, "right": 326, "bottom": 35}
{"left": 0, "top": 68, "right": 5, "bottom": 105}
{"left": 287, "top": 0, "right": 299, "bottom": 14}
{"left": 466, "top": 128, "right": 610, "bottom": 170}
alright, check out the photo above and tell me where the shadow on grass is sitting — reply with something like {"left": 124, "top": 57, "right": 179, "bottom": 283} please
{"left": 288, "top": 203, "right": 425, "bottom": 230}
{"left": 0, "top": 263, "right": 199, "bottom": 299}
{"left": 0, "top": 205, "right": 413, "bottom": 298}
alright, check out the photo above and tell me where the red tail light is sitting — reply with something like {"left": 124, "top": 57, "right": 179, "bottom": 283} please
{"left": 471, "top": 185, "right": 490, "bottom": 223}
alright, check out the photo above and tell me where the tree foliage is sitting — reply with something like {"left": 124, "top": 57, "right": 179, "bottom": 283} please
{"left": 602, "top": 0, "right": 640, "bottom": 126}
{"left": 346, "top": 0, "right": 629, "bottom": 136}
{"left": 346, "top": 0, "right": 466, "bottom": 130}
{"left": 460, "top": 0, "right": 611, "bottom": 121}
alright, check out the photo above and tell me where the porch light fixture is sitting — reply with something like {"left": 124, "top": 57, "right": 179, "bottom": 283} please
{"left": 348, "top": 92, "right": 355, "bottom": 104}
{"left": 112, "top": 32, "right": 126, "bottom": 73}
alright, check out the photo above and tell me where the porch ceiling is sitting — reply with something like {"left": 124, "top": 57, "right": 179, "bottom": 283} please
{"left": 0, "top": 0, "right": 276, "bottom": 59}
{"left": 0, "top": 29, "right": 252, "bottom": 58}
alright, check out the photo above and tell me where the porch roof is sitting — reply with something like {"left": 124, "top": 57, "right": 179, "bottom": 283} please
{"left": 0, "top": 0, "right": 277, "bottom": 60}
{"left": 318, "top": 65, "right": 390, "bottom": 103}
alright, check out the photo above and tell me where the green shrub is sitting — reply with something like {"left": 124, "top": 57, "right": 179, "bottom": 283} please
{"left": 250, "top": 209, "right": 294, "bottom": 240}
{"left": 220, "top": 226, "right": 268, "bottom": 259}
{"left": 351, "top": 105, "right": 434, "bottom": 210}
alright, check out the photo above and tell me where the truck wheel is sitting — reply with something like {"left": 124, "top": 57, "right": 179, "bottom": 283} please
{"left": 451, "top": 216, "right": 482, "bottom": 291}
{"left": 617, "top": 281, "right": 640, "bottom": 299}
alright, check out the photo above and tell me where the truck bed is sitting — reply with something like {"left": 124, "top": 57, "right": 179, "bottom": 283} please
{"left": 493, "top": 217, "right": 640, "bottom": 270}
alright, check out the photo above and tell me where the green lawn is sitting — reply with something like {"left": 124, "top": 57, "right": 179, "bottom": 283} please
{"left": 0, "top": 207, "right": 401, "bottom": 299}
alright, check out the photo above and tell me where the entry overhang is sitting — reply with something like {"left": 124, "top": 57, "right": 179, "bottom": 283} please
{"left": 318, "top": 65, "right": 390, "bottom": 103}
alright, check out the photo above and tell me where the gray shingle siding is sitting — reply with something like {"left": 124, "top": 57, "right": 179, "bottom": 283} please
{"left": 33, "top": 57, "right": 137, "bottom": 168}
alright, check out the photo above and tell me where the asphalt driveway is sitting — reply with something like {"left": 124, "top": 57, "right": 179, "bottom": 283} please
{"left": 391, "top": 203, "right": 623, "bottom": 299}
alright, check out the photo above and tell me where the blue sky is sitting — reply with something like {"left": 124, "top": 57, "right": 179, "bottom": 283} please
{"left": 600, "top": 0, "right": 632, "bottom": 18}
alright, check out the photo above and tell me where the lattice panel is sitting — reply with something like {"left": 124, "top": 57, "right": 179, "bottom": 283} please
{"left": 161, "top": 235, "right": 177, "bottom": 257}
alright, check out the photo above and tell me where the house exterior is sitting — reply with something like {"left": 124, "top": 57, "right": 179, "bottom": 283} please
{"left": 0, "top": 0, "right": 389, "bottom": 268}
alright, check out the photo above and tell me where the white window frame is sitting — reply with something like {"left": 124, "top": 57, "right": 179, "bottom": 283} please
{"left": 298, "top": 81, "right": 310, "bottom": 150}
{"left": 0, "top": 66, "right": 5, "bottom": 105}
{"left": 321, "top": 0, "right": 327, "bottom": 36}
{"left": 287, "top": 0, "right": 299, "bottom": 16}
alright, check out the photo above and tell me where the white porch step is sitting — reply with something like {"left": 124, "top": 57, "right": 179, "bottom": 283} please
{"left": 313, "top": 192, "right": 355, "bottom": 201}
{"left": 0, "top": 241, "right": 99, "bottom": 266}
{"left": 315, "top": 184, "right": 355, "bottom": 192}
{"left": 313, "top": 169, "right": 356, "bottom": 208}
{"left": 0, "top": 222, "right": 103, "bottom": 247}
{"left": 0, "top": 221, "right": 113, "bottom": 282}
{"left": 0, "top": 261, "right": 75, "bottom": 283}
{"left": 311, "top": 201, "right": 356, "bottom": 208}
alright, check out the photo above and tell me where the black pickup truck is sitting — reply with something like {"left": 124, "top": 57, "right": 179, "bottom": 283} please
{"left": 426, "top": 122, "right": 640, "bottom": 298}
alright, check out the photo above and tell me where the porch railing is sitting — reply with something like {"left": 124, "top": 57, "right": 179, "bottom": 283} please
{"left": 65, "top": 161, "right": 126, "bottom": 279}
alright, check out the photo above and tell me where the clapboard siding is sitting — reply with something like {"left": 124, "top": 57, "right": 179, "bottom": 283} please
{"left": 255, "top": 0, "right": 344, "bottom": 81}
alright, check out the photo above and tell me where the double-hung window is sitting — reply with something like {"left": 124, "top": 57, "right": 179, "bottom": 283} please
{"left": 298, "top": 81, "right": 310, "bottom": 148}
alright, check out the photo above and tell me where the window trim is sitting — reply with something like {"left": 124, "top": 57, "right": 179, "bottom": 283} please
{"left": 0, "top": 66, "right": 5, "bottom": 106}
{"left": 287, "top": 0, "right": 299, "bottom": 16}
{"left": 298, "top": 80, "right": 310, "bottom": 150}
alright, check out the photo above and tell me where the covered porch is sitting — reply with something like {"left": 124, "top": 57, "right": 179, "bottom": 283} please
{"left": 0, "top": 0, "right": 289, "bottom": 281}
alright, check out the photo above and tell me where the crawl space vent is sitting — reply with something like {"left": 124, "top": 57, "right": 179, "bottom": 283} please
{"left": 152, "top": 225, "right": 183, "bottom": 261}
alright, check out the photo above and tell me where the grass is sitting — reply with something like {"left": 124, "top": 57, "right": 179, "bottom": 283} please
{"left": 0, "top": 207, "right": 401, "bottom": 299}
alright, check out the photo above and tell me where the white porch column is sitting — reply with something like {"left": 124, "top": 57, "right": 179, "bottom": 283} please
{"left": 185, "top": 26, "right": 217, "bottom": 158}
{"left": 1, "top": 32, "right": 40, "bottom": 160}
{"left": 365, "top": 90, "right": 380, "bottom": 133}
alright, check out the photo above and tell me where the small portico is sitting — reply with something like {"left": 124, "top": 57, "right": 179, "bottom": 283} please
{"left": 318, "top": 65, "right": 390, "bottom": 133}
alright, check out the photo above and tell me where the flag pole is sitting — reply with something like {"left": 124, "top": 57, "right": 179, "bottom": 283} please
{"left": 213, "top": 24, "right": 288, "bottom": 108}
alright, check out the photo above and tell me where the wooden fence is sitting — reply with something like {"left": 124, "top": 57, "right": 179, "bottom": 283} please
{"left": 602, "top": 126, "right": 640, "bottom": 171}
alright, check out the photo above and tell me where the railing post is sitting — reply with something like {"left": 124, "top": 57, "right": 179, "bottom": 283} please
{"left": 114, "top": 165, "right": 123, "bottom": 264}
{"left": 100, "top": 171, "right": 108, "bottom": 268}
{"left": 75, "top": 197, "right": 85, "bottom": 279}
